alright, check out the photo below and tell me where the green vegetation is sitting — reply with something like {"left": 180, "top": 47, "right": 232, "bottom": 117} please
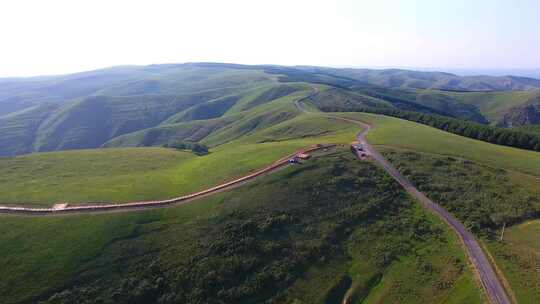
{"left": 0, "top": 148, "right": 196, "bottom": 205}
{"left": 298, "top": 66, "right": 540, "bottom": 91}
{"left": 0, "top": 150, "right": 480, "bottom": 304}
{"left": 0, "top": 113, "right": 357, "bottom": 206}
{"left": 376, "top": 148, "right": 540, "bottom": 303}
{"left": 336, "top": 112, "right": 540, "bottom": 176}
{"left": 381, "top": 149, "right": 540, "bottom": 234}
{"left": 2, "top": 62, "right": 540, "bottom": 303}
{"left": 427, "top": 90, "right": 540, "bottom": 123}
{"left": 308, "top": 85, "right": 489, "bottom": 123}
{"left": 486, "top": 220, "right": 540, "bottom": 304}
{"left": 328, "top": 107, "right": 540, "bottom": 151}
{"left": 0, "top": 64, "right": 281, "bottom": 156}
{"left": 163, "top": 141, "right": 209, "bottom": 156}
{"left": 3, "top": 62, "right": 540, "bottom": 157}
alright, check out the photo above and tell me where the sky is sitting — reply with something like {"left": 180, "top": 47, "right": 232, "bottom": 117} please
{"left": 0, "top": 0, "right": 539, "bottom": 77}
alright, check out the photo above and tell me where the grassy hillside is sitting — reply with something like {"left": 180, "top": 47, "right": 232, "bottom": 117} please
{"left": 300, "top": 67, "right": 540, "bottom": 91}
{"left": 0, "top": 149, "right": 480, "bottom": 304}
{"left": 336, "top": 112, "right": 540, "bottom": 176}
{"left": 382, "top": 149, "right": 540, "bottom": 232}
{"left": 486, "top": 220, "right": 540, "bottom": 304}
{"left": 379, "top": 148, "right": 540, "bottom": 303}
{"left": 3, "top": 63, "right": 540, "bottom": 156}
{"left": 0, "top": 148, "right": 196, "bottom": 205}
{"left": 4, "top": 108, "right": 540, "bottom": 206}
{"left": 0, "top": 64, "right": 283, "bottom": 156}
{"left": 3, "top": 63, "right": 540, "bottom": 304}
{"left": 103, "top": 115, "right": 242, "bottom": 148}
{"left": 0, "top": 114, "right": 357, "bottom": 206}
{"left": 0, "top": 103, "right": 60, "bottom": 156}
{"left": 421, "top": 90, "right": 540, "bottom": 124}
{"left": 105, "top": 87, "right": 314, "bottom": 148}
{"left": 2, "top": 103, "right": 538, "bottom": 302}
{"left": 309, "top": 86, "right": 490, "bottom": 123}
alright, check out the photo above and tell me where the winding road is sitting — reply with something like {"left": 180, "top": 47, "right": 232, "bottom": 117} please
{"left": 294, "top": 91, "right": 511, "bottom": 304}
{"left": 2, "top": 88, "right": 512, "bottom": 304}
{"left": 335, "top": 116, "right": 511, "bottom": 304}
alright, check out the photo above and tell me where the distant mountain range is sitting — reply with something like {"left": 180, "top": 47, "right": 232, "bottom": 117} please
{"left": 1, "top": 62, "right": 540, "bottom": 156}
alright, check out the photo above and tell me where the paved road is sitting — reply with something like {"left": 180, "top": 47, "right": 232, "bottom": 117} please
{"left": 333, "top": 116, "right": 511, "bottom": 304}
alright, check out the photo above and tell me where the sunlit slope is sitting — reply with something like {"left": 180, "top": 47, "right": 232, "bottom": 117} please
{"left": 336, "top": 112, "right": 540, "bottom": 176}
{"left": 0, "top": 149, "right": 480, "bottom": 304}
{"left": 0, "top": 148, "right": 195, "bottom": 205}
{"left": 4, "top": 96, "right": 540, "bottom": 207}
{"left": 418, "top": 89, "right": 540, "bottom": 124}
{"left": 487, "top": 219, "right": 540, "bottom": 304}
{"left": 0, "top": 103, "right": 60, "bottom": 156}
{"left": 0, "top": 64, "right": 282, "bottom": 156}
{"left": 0, "top": 114, "right": 357, "bottom": 206}
{"left": 104, "top": 84, "right": 314, "bottom": 148}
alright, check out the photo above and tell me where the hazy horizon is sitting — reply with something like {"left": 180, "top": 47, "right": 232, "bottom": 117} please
{"left": 2, "top": 62, "right": 540, "bottom": 80}
{"left": 1, "top": 0, "right": 539, "bottom": 77}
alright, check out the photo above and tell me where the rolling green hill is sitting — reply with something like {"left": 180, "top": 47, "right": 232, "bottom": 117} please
{"left": 0, "top": 149, "right": 481, "bottom": 304}
{"left": 298, "top": 66, "right": 540, "bottom": 91}
{"left": 336, "top": 112, "right": 540, "bottom": 176}
{"left": 0, "top": 65, "right": 289, "bottom": 156}
{"left": 3, "top": 63, "right": 540, "bottom": 157}
{"left": 414, "top": 89, "right": 540, "bottom": 125}
{"left": 2, "top": 62, "right": 540, "bottom": 304}
{"left": 2, "top": 97, "right": 540, "bottom": 303}
{"left": 0, "top": 112, "right": 357, "bottom": 206}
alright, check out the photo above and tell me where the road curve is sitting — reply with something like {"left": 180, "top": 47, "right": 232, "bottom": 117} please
{"left": 0, "top": 144, "right": 334, "bottom": 215}
{"left": 332, "top": 116, "right": 511, "bottom": 304}
{"left": 295, "top": 89, "right": 511, "bottom": 304}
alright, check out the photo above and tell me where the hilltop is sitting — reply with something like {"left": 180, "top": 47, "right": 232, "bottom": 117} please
{"left": 2, "top": 63, "right": 540, "bottom": 156}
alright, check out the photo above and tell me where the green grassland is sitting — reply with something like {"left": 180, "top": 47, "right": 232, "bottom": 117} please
{"left": 378, "top": 148, "right": 540, "bottom": 303}
{"left": 0, "top": 64, "right": 284, "bottom": 156}
{"left": 419, "top": 89, "right": 540, "bottom": 123}
{"left": 381, "top": 149, "right": 540, "bottom": 233}
{"left": 0, "top": 148, "right": 195, "bottom": 205}
{"left": 0, "top": 112, "right": 358, "bottom": 206}
{"left": 0, "top": 150, "right": 480, "bottom": 304}
{"left": 2, "top": 63, "right": 540, "bottom": 304}
{"left": 1, "top": 93, "right": 538, "bottom": 303}
{"left": 486, "top": 220, "right": 540, "bottom": 304}
{"left": 336, "top": 112, "right": 540, "bottom": 177}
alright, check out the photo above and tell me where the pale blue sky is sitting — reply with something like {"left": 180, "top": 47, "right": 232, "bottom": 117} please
{"left": 0, "top": 0, "right": 539, "bottom": 76}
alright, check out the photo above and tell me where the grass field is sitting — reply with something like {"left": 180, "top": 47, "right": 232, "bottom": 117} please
{"left": 376, "top": 147, "right": 540, "bottom": 303}
{"left": 410, "top": 89, "right": 540, "bottom": 124}
{"left": 335, "top": 112, "right": 540, "bottom": 177}
{"left": 0, "top": 114, "right": 357, "bottom": 206}
{"left": 430, "top": 90, "right": 540, "bottom": 123}
{"left": 0, "top": 149, "right": 480, "bottom": 304}
{"left": 486, "top": 220, "right": 540, "bottom": 304}
{"left": 0, "top": 148, "right": 196, "bottom": 205}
